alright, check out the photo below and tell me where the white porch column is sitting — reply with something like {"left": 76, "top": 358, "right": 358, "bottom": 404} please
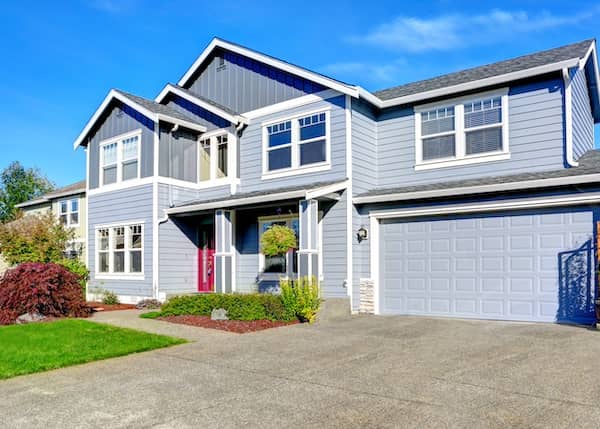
{"left": 215, "top": 209, "right": 235, "bottom": 293}
{"left": 298, "top": 199, "right": 319, "bottom": 280}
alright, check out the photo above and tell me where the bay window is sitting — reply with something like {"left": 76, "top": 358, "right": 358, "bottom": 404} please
{"left": 415, "top": 90, "right": 509, "bottom": 169}
{"left": 263, "top": 110, "right": 330, "bottom": 176}
{"left": 100, "top": 130, "right": 141, "bottom": 186}
{"left": 96, "top": 223, "right": 143, "bottom": 276}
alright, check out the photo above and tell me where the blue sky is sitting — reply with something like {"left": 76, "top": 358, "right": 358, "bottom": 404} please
{"left": 0, "top": 0, "right": 599, "bottom": 186}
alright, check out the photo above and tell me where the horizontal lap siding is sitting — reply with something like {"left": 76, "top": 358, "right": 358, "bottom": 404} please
{"left": 236, "top": 216, "right": 259, "bottom": 293}
{"left": 376, "top": 79, "right": 565, "bottom": 188}
{"left": 571, "top": 68, "right": 595, "bottom": 160}
{"left": 87, "top": 185, "right": 153, "bottom": 297}
{"left": 159, "top": 217, "right": 198, "bottom": 294}
{"left": 351, "top": 99, "right": 378, "bottom": 194}
{"left": 239, "top": 95, "right": 347, "bottom": 193}
{"left": 88, "top": 102, "right": 154, "bottom": 190}
{"left": 321, "top": 192, "right": 348, "bottom": 298}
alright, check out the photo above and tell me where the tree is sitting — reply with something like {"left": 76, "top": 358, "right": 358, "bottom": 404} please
{"left": 0, "top": 161, "right": 54, "bottom": 222}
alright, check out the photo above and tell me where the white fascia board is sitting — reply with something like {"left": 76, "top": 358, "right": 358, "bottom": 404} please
{"left": 155, "top": 114, "right": 207, "bottom": 133}
{"left": 155, "top": 84, "right": 246, "bottom": 125}
{"left": 353, "top": 172, "right": 600, "bottom": 205}
{"left": 15, "top": 197, "right": 50, "bottom": 208}
{"left": 366, "top": 58, "right": 581, "bottom": 109}
{"left": 305, "top": 180, "right": 349, "bottom": 200}
{"left": 581, "top": 41, "right": 600, "bottom": 117}
{"left": 369, "top": 191, "right": 600, "bottom": 219}
{"left": 177, "top": 38, "right": 359, "bottom": 98}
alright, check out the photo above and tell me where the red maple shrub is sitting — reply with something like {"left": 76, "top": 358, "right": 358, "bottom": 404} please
{"left": 0, "top": 262, "right": 91, "bottom": 320}
{"left": 0, "top": 309, "right": 19, "bottom": 325}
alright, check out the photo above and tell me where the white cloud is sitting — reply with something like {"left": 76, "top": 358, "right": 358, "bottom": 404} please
{"left": 351, "top": 8, "right": 599, "bottom": 52}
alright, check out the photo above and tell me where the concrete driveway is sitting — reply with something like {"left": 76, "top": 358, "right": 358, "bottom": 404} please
{"left": 1, "top": 312, "right": 600, "bottom": 428}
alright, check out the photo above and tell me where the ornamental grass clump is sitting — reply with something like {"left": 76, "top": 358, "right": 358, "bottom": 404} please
{"left": 280, "top": 276, "right": 321, "bottom": 323}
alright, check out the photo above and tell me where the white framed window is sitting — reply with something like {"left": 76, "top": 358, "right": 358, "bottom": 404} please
{"left": 96, "top": 222, "right": 144, "bottom": 277}
{"left": 58, "top": 198, "right": 79, "bottom": 227}
{"left": 197, "top": 132, "right": 232, "bottom": 182}
{"left": 258, "top": 215, "right": 299, "bottom": 277}
{"left": 415, "top": 89, "right": 509, "bottom": 170}
{"left": 262, "top": 109, "right": 330, "bottom": 178}
{"left": 100, "top": 130, "right": 141, "bottom": 186}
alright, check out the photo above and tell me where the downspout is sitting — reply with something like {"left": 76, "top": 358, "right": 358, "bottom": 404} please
{"left": 563, "top": 67, "right": 578, "bottom": 167}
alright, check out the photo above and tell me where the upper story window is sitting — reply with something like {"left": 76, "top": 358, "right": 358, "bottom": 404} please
{"left": 100, "top": 131, "right": 141, "bottom": 186}
{"left": 59, "top": 198, "right": 79, "bottom": 227}
{"left": 96, "top": 223, "right": 143, "bottom": 276}
{"left": 263, "top": 110, "right": 330, "bottom": 178}
{"left": 198, "top": 133, "right": 230, "bottom": 182}
{"left": 415, "top": 90, "right": 509, "bottom": 170}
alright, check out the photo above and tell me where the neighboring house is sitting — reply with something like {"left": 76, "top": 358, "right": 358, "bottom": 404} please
{"left": 15, "top": 180, "right": 87, "bottom": 261}
{"left": 73, "top": 37, "right": 600, "bottom": 324}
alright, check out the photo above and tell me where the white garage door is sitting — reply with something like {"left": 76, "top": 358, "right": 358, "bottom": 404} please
{"left": 379, "top": 210, "right": 594, "bottom": 322}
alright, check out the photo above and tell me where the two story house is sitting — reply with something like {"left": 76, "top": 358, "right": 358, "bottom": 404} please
{"left": 74, "top": 38, "right": 600, "bottom": 324}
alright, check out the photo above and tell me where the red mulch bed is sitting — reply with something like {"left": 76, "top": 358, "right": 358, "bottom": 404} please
{"left": 157, "top": 315, "right": 300, "bottom": 333}
{"left": 87, "top": 302, "right": 137, "bottom": 312}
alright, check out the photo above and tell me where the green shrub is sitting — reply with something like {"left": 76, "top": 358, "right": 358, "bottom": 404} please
{"left": 101, "top": 290, "right": 119, "bottom": 305}
{"left": 159, "top": 293, "right": 294, "bottom": 322}
{"left": 260, "top": 225, "right": 297, "bottom": 257}
{"left": 57, "top": 258, "right": 89, "bottom": 295}
{"left": 140, "top": 311, "right": 161, "bottom": 319}
{"left": 280, "top": 276, "right": 321, "bottom": 323}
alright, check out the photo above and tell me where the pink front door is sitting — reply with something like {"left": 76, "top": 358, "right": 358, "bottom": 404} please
{"left": 198, "top": 224, "right": 215, "bottom": 292}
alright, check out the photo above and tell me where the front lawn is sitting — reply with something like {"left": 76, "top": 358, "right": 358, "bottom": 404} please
{"left": 0, "top": 319, "right": 186, "bottom": 380}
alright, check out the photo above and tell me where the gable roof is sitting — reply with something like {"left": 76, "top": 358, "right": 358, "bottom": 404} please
{"left": 73, "top": 89, "right": 207, "bottom": 149}
{"left": 155, "top": 84, "right": 247, "bottom": 125}
{"left": 366, "top": 39, "right": 598, "bottom": 108}
{"left": 354, "top": 150, "right": 600, "bottom": 205}
{"left": 176, "top": 37, "right": 359, "bottom": 98}
{"left": 16, "top": 180, "right": 86, "bottom": 209}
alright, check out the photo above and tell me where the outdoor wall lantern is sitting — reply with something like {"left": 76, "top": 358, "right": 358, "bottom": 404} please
{"left": 357, "top": 226, "right": 368, "bottom": 243}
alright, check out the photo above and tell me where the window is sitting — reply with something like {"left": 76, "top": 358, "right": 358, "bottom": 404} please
{"left": 100, "top": 131, "right": 141, "bottom": 186}
{"left": 197, "top": 133, "right": 230, "bottom": 182}
{"left": 415, "top": 91, "right": 508, "bottom": 169}
{"left": 259, "top": 217, "right": 299, "bottom": 276}
{"left": 96, "top": 223, "right": 143, "bottom": 276}
{"left": 263, "top": 110, "right": 329, "bottom": 175}
{"left": 58, "top": 198, "right": 79, "bottom": 227}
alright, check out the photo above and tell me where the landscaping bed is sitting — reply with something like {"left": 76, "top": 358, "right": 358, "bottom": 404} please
{"left": 157, "top": 315, "right": 299, "bottom": 333}
{"left": 87, "top": 302, "right": 137, "bottom": 312}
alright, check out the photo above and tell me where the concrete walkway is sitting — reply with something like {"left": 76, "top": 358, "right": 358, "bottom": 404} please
{"left": 1, "top": 311, "right": 600, "bottom": 428}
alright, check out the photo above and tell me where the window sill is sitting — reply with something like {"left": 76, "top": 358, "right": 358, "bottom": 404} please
{"left": 414, "top": 152, "right": 510, "bottom": 171}
{"left": 262, "top": 162, "right": 331, "bottom": 180}
{"left": 95, "top": 274, "right": 145, "bottom": 281}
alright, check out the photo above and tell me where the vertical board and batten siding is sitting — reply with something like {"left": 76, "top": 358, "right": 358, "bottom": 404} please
{"left": 238, "top": 95, "right": 347, "bottom": 194}
{"left": 320, "top": 192, "right": 348, "bottom": 298}
{"left": 351, "top": 99, "right": 378, "bottom": 194}
{"left": 164, "top": 94, "right": 232, "bottom": 131}
{"left": 571, "top": 67, "right": 595, "bottom": 160}
{"left": 87, "top": 185, "right": 153, "bottom": 297}
{"left": 376, "top": 79, "right": 566, "bottom": 188}
{"left": 88, "top": 102, "right": 155, "bottom": 190}
{"left": 186, "top": 50, "right": 326, "bottom": 114}
{"left": 158, "top": 126, "right": 199, "bottom": 183}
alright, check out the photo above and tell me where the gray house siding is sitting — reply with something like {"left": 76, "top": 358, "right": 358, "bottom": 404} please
{"left": 88, "top": 101, "right": 155, "bottom": 190}
{"left": 351, "top": 99, "right": 378, "bottom": 194}
{"left": 320, "top": 192, "right": 348, "bottom": 298}
{"left": 158, "top": 125, "right": 199, "bottom": 183}
{"left": 238, "top": 95, "right": 347, "bottom": 194}
{"left": 158, "top": 217, "right": 198, "bottom": 295}
{"left": 376, "top": 78, "right": 566, "bottom": 189}
{"left": 87, "top": 184, "right": 153, "bottom": 297}
{"left": 186, "top": 49, "right": 326, "bottom": 114}
{"left": 352, "top": 204, "right": 370, "bottom": 311}
{"left": 571, "top": 67, "right": 595, "bottom": 160}
{"left": 235, "top": 214, "right": 260, "bottom": 294}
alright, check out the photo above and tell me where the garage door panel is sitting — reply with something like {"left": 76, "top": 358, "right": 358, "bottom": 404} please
{"left": 380, "top": 209, "right": 594, "bottom": 322}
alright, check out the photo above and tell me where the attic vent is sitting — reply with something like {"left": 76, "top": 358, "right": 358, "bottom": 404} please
{"left": 217, "top": 54, "right": 226, "bottom": 71}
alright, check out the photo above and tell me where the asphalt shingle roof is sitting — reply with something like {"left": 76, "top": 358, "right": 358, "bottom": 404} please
{"left": 356, "top": 149, "right": 600, "bottom": 200}
{"left": 171, "top": 84, "right": 240, "bottom": 116}
{"left": 16, "top": 180, "right": 86, "bottom": 208}
{"left": 374, "top": 39, "right": 594, "bottom": 101}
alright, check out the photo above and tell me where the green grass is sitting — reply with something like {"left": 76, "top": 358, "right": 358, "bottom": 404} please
{"left": 0, "top": 319, "right": 186, "bottom": 380}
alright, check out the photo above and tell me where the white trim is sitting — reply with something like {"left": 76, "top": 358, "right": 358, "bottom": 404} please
{"left": 244, "top": 89, "right": 340, "bottom": 120}
{"left": 231, "top": 210, "right": 237, "bottom": 292}
{"left": 155, "top": 84, "right": 248, "bottom": 125}
{"left": 415, "top": 89, "right": 509, "bottom": 170}
{"left": 157, "top": 176, "right": 240, "bottom": 190}
{"left": 261, "top": 109, "right": 331, "bottom": 178}
{"left": 95, "top": 220, "right": 146, "bottom": 229}
{"left": 58, "top": 197, "right": 80, "bottom": 228}
{"left": 375, "top": 58, "right": 579, "bottom": 109}
{"left": 177, "top": 38, "right": 358, "bottom": 98}
{"left": 369, "top": 192, "right": 600, "bottom": 220}
{"left": 563, "top": 68, "right": 578, "bottom": 167}
{"left": 166, "top": 180, "right": 348, "bottom": 215}
{"left": 306, "top": 179, "right": 349, "bottom": 200}
{"left": 353, "top": 172, "right": 600, "bottom": 205}
{"left": 87, "top": 177, "right": 154, "bottom": 196}
{"left": 99, "top": 129, "right": 142, "bottom": 187}
{"left": 345, "top": 94, "right": 353, "bottom": 300}
{"left": 94, "top": 222, "right": 145, "bottom": 279}
{"left": 369, "top": 215, "right": 380, "bottom": 315}
{"left": 152, "top": 121, "right": 160, "bottom": 300}
{"left": 73, "top": 89, "right": 207, "bottom": 149}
